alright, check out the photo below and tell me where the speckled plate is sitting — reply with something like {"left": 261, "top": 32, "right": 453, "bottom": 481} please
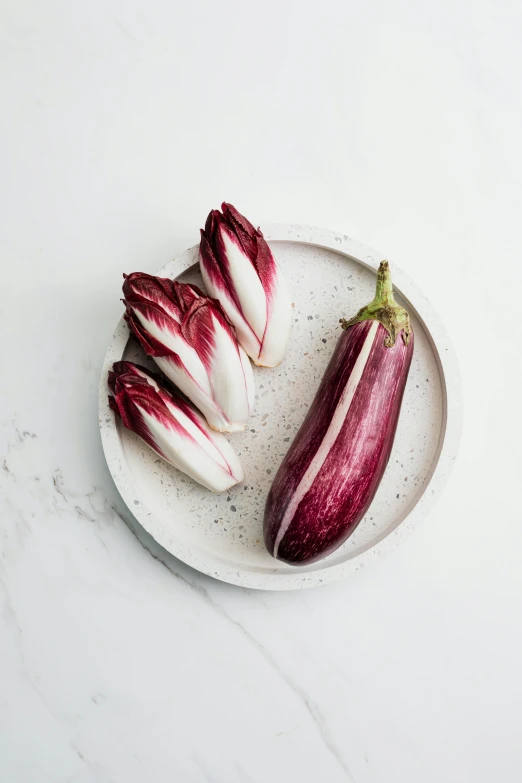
{"left": 99, "top": 225, "right": 461, "bottom": 590}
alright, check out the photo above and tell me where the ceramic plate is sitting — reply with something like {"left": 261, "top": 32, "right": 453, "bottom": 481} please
{"left": 99, "top": 225, "right": 461, "bottom": 590}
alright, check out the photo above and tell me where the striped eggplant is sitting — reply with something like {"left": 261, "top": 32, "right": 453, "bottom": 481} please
{"left": 264, "top": 261, "right": 414, "bottom": 565}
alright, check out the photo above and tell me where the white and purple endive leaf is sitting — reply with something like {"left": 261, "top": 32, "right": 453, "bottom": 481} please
{"left": 199, "top": 203, "right": 292, "bottom": 367}
{"left": 122, "top": 273, "right": 254, "bottom": 433}
{"left": 108, "top": 361, "right": 243, "bottom": 493}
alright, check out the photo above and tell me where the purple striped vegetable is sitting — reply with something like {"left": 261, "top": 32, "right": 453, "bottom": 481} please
{"left": 264, "top": 262, "right": 414, "bottom": 565}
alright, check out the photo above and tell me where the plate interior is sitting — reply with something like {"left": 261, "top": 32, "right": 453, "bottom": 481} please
{"left": 117, "top": 241, "right": 444, "bottom": 577}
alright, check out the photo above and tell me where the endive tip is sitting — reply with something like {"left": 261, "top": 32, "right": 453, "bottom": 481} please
{"left": 209, "top": 422, "right": 246, "bottom": 434}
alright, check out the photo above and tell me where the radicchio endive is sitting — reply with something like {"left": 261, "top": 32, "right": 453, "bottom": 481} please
{"left": 122, "top": 273, "right": 254, "bottom": 433}
{"left": 199, "top": 203, "right": 291, "bottom": 368}
{"left": 108, "top": 361, "right": 243, "bottom": 492}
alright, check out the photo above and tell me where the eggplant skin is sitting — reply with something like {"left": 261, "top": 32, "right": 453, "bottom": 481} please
{"left": 263, "top": 319, "right": 414, "bottom": 565}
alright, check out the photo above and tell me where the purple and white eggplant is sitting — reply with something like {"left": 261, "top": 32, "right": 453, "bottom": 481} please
{"left": 264, "top": 262, "right": 414, "bottom": 565}
{"left": 123, "top": 273, "right": 254, "bottom": 433}
{"left": 199, "top": 203, "right": 291, "bottom": 368}
{"left": 108, "top": 361, "right": 243, "bottom": 492}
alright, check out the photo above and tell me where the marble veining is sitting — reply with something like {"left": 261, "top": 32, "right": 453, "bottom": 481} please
{"left": 4, "top": 4, "right": 517, "bottom": 778}
{"left": 1, "top": 415, "right": 359, "bottom": 780}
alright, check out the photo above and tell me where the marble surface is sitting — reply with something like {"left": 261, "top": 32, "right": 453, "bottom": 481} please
{"left": 2, "top": 1, "right": 522, "bottom": 781}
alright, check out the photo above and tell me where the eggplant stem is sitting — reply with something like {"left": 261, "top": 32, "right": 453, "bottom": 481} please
{"left": 339, "top": 261, "right": 412, "bottom": 347}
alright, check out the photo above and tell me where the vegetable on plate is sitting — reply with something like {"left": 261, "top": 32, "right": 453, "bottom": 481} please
{"left": 122, "top": 273, "right": 254, "bottom": 433}
{"left": 199, "top": 203, "right": 291, "bottom": 368}
{"left": 108, "top": 361, "right": 243, "bottom": 492}
{"left": 263, "top": 261, "right": 414, "bottom": 565}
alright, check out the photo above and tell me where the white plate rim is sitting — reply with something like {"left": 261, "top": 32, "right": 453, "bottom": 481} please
{"left": 98, "top": 224, "right": 462, "bottom": 590}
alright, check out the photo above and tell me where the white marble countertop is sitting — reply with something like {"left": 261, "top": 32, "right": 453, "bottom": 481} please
{"left": 2, "top": 2, "right": 521, "bottom": 781}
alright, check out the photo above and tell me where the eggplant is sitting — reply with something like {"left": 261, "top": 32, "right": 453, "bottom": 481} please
{"left": 263, "top": 261, "right": 414, "bottom": 565}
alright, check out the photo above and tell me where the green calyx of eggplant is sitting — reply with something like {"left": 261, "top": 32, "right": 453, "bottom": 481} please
{"left": 339, "top": 261, "right": 412, "bottom": 347}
